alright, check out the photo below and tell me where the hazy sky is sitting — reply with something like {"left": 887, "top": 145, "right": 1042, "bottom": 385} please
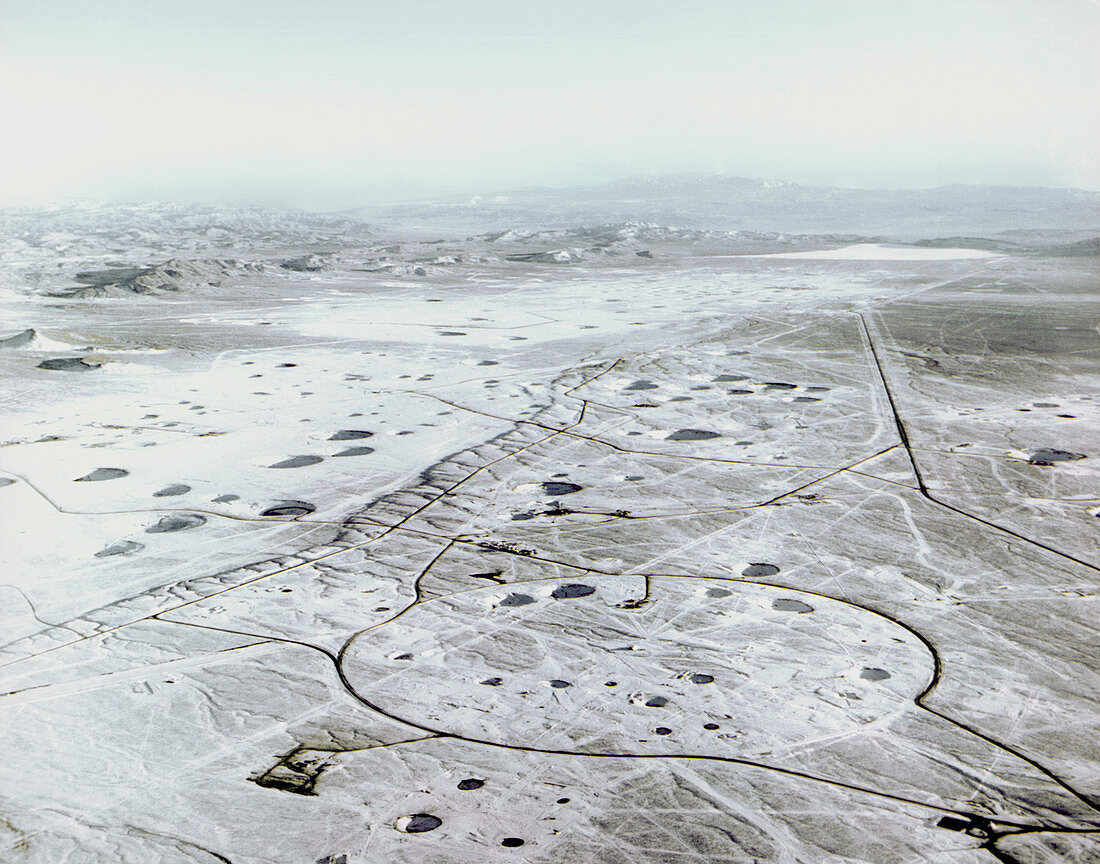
{"left": 1, "top": 0, "right": 1097, "bottom": 208}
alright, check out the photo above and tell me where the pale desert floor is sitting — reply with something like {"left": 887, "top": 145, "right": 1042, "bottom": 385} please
{"left": 1, "top": 233, "right": 1097, "bottom": 863}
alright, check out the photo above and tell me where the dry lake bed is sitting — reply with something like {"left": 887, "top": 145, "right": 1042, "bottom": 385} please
{"left": 1, "top": 210, "right": 1098, "bottom": 862}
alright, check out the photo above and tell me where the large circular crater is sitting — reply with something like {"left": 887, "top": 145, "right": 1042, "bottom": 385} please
{"left": 341, "top": 576, "right": 933, "bottom": 756}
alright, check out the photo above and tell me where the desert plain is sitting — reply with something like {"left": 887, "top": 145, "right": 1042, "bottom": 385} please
{"left": 0, "top": 203, "right": 1098, "bottom": 863}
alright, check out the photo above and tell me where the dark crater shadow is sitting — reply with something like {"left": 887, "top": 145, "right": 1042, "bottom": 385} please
{"left": 261, "top": 500, "right": 316, "bottom": 517}
{"left": 76, "top": 467, "right": 128, "bottom": 482}
{"left": 328, "top": 430, "right": 374, "bottom": 441}
{"left": 39, "top": 357, "right": 101, "bottom": 371}
{"left": 153, "top": 484, "right": 191, "bottom": 497}
{"left": 541, "top": 481, "right": 582, "bottom": 495}
{"left": 666, "top": 429, "right": 721, "bottom": 441}
{"left": 145, "top": 513, "right": 206, "bottom": 533}
{"left": 742, "top": 563, "right": 780, "bottom": 578}
{"left": 333, "top": 446, "right": 375, "bottom": 457}
{"left": 268, "top": 455, "right": 324, "bottom": 468}
{"left": 1028, "top": 448, "right": 1086, "bottom": 465}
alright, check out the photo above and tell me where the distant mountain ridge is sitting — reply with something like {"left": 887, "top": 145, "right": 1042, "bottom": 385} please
{"left": 353, "top": 174, "right": 1100, "bottom": 236}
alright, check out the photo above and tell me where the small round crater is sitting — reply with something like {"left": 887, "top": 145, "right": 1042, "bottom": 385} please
{"left": 500, "top": 593, "right": 536, "bottom": 607}
{"left": 666, "top": 428, "right": 721, "bottom": 441}
{"left": 38, "top": 357, "right": 102, "bottom": 372}
{"left": 333, "top": 446, "right": 375, "bottom": 457}
{"left": 145, "top": 513, "right": 206, "bottom": 533}
{"left": 268, "top": 455, "right": 324, "bottom": 469}
{"left": 1027, "top": 448, "right": 1086, "bottom": 465}
{"left": 457, "top": 778, "right": 485, "bottom": 791}
{"left": 261, "top": 501, "right": 316, "bottom": 517}
{"left": 551, "top": 583, "right": 595, "bottom": 599}
{"left": 153, "top": 483, "right": 191, "bottom": 497}
{"left": 501, "top": 838, "right": 525, "bottom": 848}
{"left": 399, "top": 814, "right": 442, "bottom": 834}
{"left": 95, "top": 540, "right": 144, "bottom": 558}
{"left": 329, "top": 430, "right": 374, "bottom": 441}
{"left": 541, "top": 481, "right": 582, "bottom": 496}
{"left": 772, "top": 598, "right": 814, "bottom": 613}
{"left": 742, "top": 563, "right": 780, "bottom": 578}
{"left": 76, "top": 467, "right": 128, "bottom": 482}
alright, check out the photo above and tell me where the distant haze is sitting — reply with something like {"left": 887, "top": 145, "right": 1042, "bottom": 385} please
{"left": 1, "top": 0, "right": 1097, "bottom": 209}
